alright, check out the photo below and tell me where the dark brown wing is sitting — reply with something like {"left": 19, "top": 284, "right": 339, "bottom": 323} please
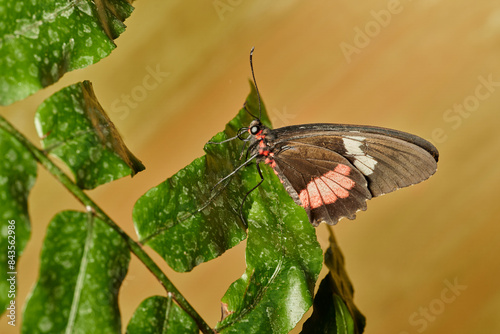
{"left": 269, "top": 124, "right": 438, "bottom": 225}
{"left": 273, "top": 144, "right": 372, "bottom": 226}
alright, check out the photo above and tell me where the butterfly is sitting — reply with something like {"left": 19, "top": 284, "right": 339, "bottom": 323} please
{"left": 212, "top": 48, "right": 439, "bottom": 226}
{"left": 244, "top": 120, "right": 439, "bottom": 226}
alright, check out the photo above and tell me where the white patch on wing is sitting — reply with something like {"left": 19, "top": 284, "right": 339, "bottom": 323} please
{"left": 342, "top": 136, "right": 377, "bottom": 175}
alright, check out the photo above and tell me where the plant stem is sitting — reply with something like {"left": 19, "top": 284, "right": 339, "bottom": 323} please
{"left": 0, "top": 115, "right": 214, "bottom": 334}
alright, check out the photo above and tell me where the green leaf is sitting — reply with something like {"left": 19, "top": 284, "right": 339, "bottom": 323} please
{"left": 35, "top": 80, "right": 145, "bottom": 189}
{"left": 0, "top": 0, "right": 134, "bottom": 105}
{"left": 301, "top": 232, "right": 365, "bottom": 334}
{"left": 126, "top": 295, "right": 198, "bottom": 334}
{"left": 215, "top": 165, "right": 323, "bottom": 334}
{"left": 133, "top": 81, "right": 270, "bottom": 272}
{"left": 22, "top": 210, "right": 130, "bottom": 334}
{"left": 0, "top": 128, "right": 37, "bottom": 314}
{"left": 301, "top": 275, "right": 355, "bottom": 334}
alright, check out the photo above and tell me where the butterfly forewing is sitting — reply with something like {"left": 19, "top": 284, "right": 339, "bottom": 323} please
{"left": 338, "top": 132, "right": 438, "bottom": 196}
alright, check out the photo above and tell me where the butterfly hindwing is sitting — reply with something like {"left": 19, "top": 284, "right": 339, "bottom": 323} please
{"left": 273, "top": 144, "right": 372, "bottom": 226}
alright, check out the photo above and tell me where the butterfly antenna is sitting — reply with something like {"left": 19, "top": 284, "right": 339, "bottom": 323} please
{"left": 243, "top": 102, "right": 258, "bottom": 120}
{"left": 249, "top": 47, "right": 262, "bottom": 120}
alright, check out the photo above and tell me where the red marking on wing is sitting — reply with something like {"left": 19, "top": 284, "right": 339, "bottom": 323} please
{"left": 334, "top": 163, "right": 351, "bottom": 176}
{"left": 327, "top": 165, "right": 355, "bottom": 190}
{"left": 299, "top": 187, "right": 310, "bottom": 208}
{"left": 299, "top": 164, "right": 355, "bottom": 209}
{"left": 304, "top": 182, "right": 322, "bottom": 208}
{"left": 315, "top": 178, "right": 338, "bottom": 205}
{"left": 322, "top": 174, "right": 349, "bottom": 198}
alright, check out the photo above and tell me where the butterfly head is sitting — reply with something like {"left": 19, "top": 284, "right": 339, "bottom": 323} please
{"left": 248, "top": 119, "right": 263, "bottom": 137}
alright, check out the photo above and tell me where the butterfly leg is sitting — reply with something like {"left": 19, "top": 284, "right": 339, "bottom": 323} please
{"left": 195, "top": 153, "right": 259, "bottom": 219}
{"left": 239, "top": 162, "right": 265, "bottom": 227}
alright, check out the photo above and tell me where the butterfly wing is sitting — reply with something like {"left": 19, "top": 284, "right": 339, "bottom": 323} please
{"left": 269, "top": 124, "right": 438, "bottom": 225}
{"left": 273, "top": 144, "right": 372, "bottom": 226}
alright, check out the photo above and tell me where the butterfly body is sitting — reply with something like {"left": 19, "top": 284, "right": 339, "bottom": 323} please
{"left": 246, "top": 120, "right": 439, "bottom": 226}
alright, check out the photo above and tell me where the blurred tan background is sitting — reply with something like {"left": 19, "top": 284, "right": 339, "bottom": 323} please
{"left": 2, "top": 0, "right": 500, "bottom": 333}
